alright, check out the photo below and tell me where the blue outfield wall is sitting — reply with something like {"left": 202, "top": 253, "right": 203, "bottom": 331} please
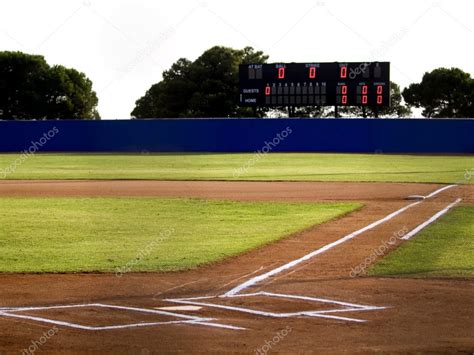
{"left": 0, "top": 118, "right": 473, "bottom": 153}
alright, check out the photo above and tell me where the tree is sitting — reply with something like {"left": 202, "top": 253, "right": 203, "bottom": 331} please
{"left": 131, "top": 46, "right": 269, "bottom": 118}
{"left": 286, "top": 106, "right": 331, "bottom": 118}
{"left": 45, "top": 65, "right": 100, "bottom": 119}
{"left": 402, "top": 67, "right": 474, "bottom": 118}
{"left": 0, "top": 51, "right": 99, "bottom": 120}
{"left": 337, "top": 82, "right": 411, "bottom": 118}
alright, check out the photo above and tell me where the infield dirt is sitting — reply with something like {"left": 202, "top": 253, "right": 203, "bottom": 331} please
{"left": 0, "top": 181, "right": 472, "bottom": 353}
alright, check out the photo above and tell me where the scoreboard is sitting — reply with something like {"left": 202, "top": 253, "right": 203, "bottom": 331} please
{"left": 239, "top": 62, "right": 390, "bottom": 107}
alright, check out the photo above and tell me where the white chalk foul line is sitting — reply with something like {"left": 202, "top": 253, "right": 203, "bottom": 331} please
{"left": 401, "top": 198, "right": 462, "bottom": 240}
{"left": 224, "top": 184, "right": 458, "bottom": 297}
{"left": 224, "top": 200, "right": 422, "bottom": 296}
{"left": 424, "top": 184, "right": 457, "bottom": 199}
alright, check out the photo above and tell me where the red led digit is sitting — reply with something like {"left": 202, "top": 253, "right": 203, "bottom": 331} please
{"left": 362, "top": 85, "right": 368, "bottom": 95}
{"left": 265, "top": 86, "right": 271, "bottom": 96}
{"left": 340, "top": 66, "right": 347, "bottom": 78}
{"left": 341, "top": 85, "right": 347, "bottom": 95}
{"left": 377, "top": 95, "right": 383, "bottom": 104}
{"left": 278, "top": 67, "right": 285, "bottom": 79}
{"left": 377, "top": 85, "right": 383, "bottom": 94}
{"left": 362, "top": 95, "right": 368, "bottom": 104}
{"left": 309, "top": 67, "right": 316, "bottom": 79}
{"left": 342, "top": 95, "right": 347, "bottom": 104}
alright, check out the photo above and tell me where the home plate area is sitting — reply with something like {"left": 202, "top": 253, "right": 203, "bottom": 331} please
{"left": 166, "top": 291, "right": 387, "bottom": 325}
{"left": 0, "top": 292, "right": 387, "bottom": 331}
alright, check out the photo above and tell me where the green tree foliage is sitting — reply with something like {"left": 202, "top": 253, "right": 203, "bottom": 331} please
{"left": 402, "top": 67, "right": 474, "bottom": 118}
{"left": 284, "top": 106, "right": 331, "bottom": 118}
{"left": 131, "top": 46, "right": 269, "bottom": 118}
{"left": 0, "top": 51, "right": 99, "bottom": 120}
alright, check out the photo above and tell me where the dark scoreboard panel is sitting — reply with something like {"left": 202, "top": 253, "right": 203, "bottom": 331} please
{"left": 239, "top": 62, "right": 390, "bottom": 107}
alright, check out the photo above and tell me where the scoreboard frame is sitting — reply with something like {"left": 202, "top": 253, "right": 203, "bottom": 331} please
{"left": 239, "top": 62, "right": 390, "bottom": 108}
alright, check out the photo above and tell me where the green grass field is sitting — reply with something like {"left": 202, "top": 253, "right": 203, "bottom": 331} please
{"left": 0, "top": 153, "right": 472, "bottom": 183}
{"left": 369, "top": 206, "right": 474, "bottom": 277}
{"left": 0, "top": 197, "right": 359, "bottom": 273}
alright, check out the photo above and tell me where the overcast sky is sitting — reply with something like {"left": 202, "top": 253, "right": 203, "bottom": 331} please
{"left": 1, "top": 0, "right": 473, "bottom": 119}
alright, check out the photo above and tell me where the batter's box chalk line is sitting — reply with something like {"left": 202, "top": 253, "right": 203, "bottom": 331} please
{"left": 0, "top": 303, "right": 245, "bottom": 331}
{"left": 166, "top": 291, "right": 388, "bottom": 324}
{"left": 0, "top": 294, "right": 387, "bottom": 332}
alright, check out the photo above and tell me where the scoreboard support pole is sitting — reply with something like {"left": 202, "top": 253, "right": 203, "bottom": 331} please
{"left": 373, "top": 107, "right": 379, "bottom": 118}
{"left": 288, "top": 106, "right": 296, "bottom": 118}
